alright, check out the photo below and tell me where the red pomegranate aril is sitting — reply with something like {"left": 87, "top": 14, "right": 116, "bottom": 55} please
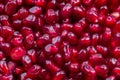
{"left": 10, "top": 46, "right": 26, "bottom": 61}
{"left": 61, "top": 23, "right": 73, "bottom": 31}
{"left": 82, "top": 64, "right": 96, "bottom": 80}
{"left": 89, "top": 24, "right": 101, "bottom": 33}
{"left": 29, "top": 6, "right": 42, "bottom": 16}
{"left": 23, "top": 14, "right": 36, "bottom": 26}
{"left": 0, "top": 26, "right": 14, "bottom": 40}
{"left": 112, "top": 46, "right": 120, "bottom": 58}
{"left": 70, "top": 0, "right": 81, "bottom": 6}
{"left": 5, "top": 1, "right": 18, "bottom": 15}
{"left": 14, "top": 67, "right": 23, "bottom": 75}
{"left": 18, "top": 7, "right": 28, "bottom": 19}
{"left": 112, "top": 67, "right": 120, "bottom": 78}
{"left": 60, "top": 3, "right": 72, "bottom": 19}
{"left": 45, "top": 9, "right": 57, "bottom": 24}
{"left": 0, "top": 3, "right": 4, "bottom": 14}
{"left": 72, "top": 22, "right": 84, "bottom": 35}
{"left": 102, "top": 27, "right": 112, "bottom": 41}
{"left": 0, "top": 60, "right": 10, "bottom": 74}
{"left": 25, "top": 0, "right": 35, "bottom": 5}
{"left": 22, "top": 55, "right": 32, "bottom": 69}
{"left": 0, "top": 42, "right": 11, "bottom": 54}
{"left": 54, "top": 53, "right": 63, "bottom": 67}
{"left": 96, "top": 45, "right": 108, "bottom": 57}
{"left": 35, "top": 0, "right": 46, "bottom": 8}
{"left": 21, "top": 27, "right": 32, "bottom": 37}
{"left": 11, "top": 36, "right": 23, "bottom": 47}
{"left": 27, "top": 65, "right": 42, "bottom": 78}
{"left": 16, "top": 0, "right": 23, "bottom": 5}
{"left": 24, "top": 33, "right": 34, "bottom": 49}
{"left": 67, "top": 32, "right": 78, "bottom": 45}
{"left": 86, "top": 9, "right": 98, "bottom": 23}
{"left": 95, "top": 64, "right": 108, "bottom": 78}
{"left": 8, "top": 61, "right": 16, "bottom": 73}
{"left": 1, "top": 74, "right": 13, "bottom": 80}
{"left": 100, "top": 5, "right": 108, "bottom": 14}
{"left": 105, "top": 16, "right": 116, "bottom": 26}
{"left": 45, "top": 44, "right": 58, "bottom": 54}
{"left": 107, "top": 58, "right": 117, "bottom": 70}
{"left": 82, "top": 0, "right": 93, "bottom": 6}
{"left": 91, "top": 34, "right": 99, "bottom": 46}
{"left": 89, "top": 54, "right": 104, "bottom": 66}
{"left": 20, "top": 72, "right": 27, "bottom": 80}
{"left": 77, "top": 49, "right": 87, "bottom": 62}
{"left": 53, "top": 71, "right": 66, "bottom": 80}
{"left": 0, "top": 15, "right": 10, "bottom": 26}
{"left": 68, "top": 62, "right": 80, "bottom": 72}
{"left": 12, "top": 19, "right": 22, "bottom": 30}
{"left": 105, "top": 75, "right": 116, "bottom": 80}
{"left": 87, "top": 46, "right": 97, "bottom": 56}
{"left": 27, "top": 49, "right": 37, "bottom": 64}
{"left": 94, "top": 0, "right": 106, "bottom": 7}
{"left": 45, "top": 60, "right": 60, "bottom": 74}
{"left": 0, "top": 51, "right": 4, "bottom": 60}
{"left": 47, "top": 0, "right": 57, "bottom": 9}
{"left": 73, "top": 6, "right": 85, "bottom": 20}
{"left": 79, "top": 34, "right": 90, "bottom": 47}
{"left": 36, "top": 34, "right": 50, "bottom": 48}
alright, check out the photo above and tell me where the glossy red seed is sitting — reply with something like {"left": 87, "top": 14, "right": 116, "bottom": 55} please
{"left": 53, "top": 71, "right": 65, "bottom": 80}
{"left": 82, "top": 64, "right": 96, "bottom": 80}
{"left": 107, "top": 58, "right": 117, "bottom": 70}
{"left": 70, "top": 0, "right": 81, "bottom": 6}
{"left": 68, "top": 62, "right": 80, "bottom": 72}
{"left": 0, "top": 51, "right": 4, "bottom": 60}
{"left": 67, "top": 32, "right": 78, "bottom": 45}
{"left": 95, "top": 64, "right": 108, "bottom": 78}
{"left": 0, "top": 60, "right": 9, "bottom": 74}
{"left": 10, "top": 46, "right": 26, "bottom": 61}
{"left": 0, "top": 26, "right": 14, "bottom": 40}
{"left": 35, "top": 0, "right": 46, "bottom": 8}
{"left": 23, "top": 14, "right": 36, "bottom": 26}
{"left": 105, "top": 75, "right": 116, "bottom": 80}
{"left": 94, "top": 0, "right": 106, "bottom": 7}
{"left": 29, "top": 6, "right": 42, "bottom": 15}
{"left": 45, "top": 44, "right": 58, "bottom": 54}
{"left": 89, "top": 24, "right": 101, "bottom": 33}
{"left": 0, "top": 4, "right": 4, "bottom": 14}
{"left": 112, "top": 46, "right": 120, "bottom": 58}
{"left": 45, "top": 9, "right": 57, "bottom": 24}
{"left": 18, "top": 7, "right": 28, "bottom": 19}
{"left": 12, "top": 19, "right": 22, "bottom": 30}
{"left": 112, "top": 67, "right": 120, "bottom": 78}
{"left": 105, "top": 16, "right": 116, "bottom": 26}
{"left": 60, "top": 3, "right": 72, "bottom": 19}
{"left": 87, "top": 46, "right": 97, "bottom": 56}
{"left": 86, "top": 9, "right": 98, "bottom": 23}
{"left": 45, "top": 60, "right": 60, "bottom": 74}
{"left": 89, "top": 54, "right": 104, "bottom": 66}
{"left": 27, "top": 49, "right": 37, "bottom": 63}
{"left": 22, "top": 55, "right": 32, "bottom": 69}
{"left": 27, "top": 65, "right": 42, "bottom": 78}
{"left": 5, "top": 1, "right": 17, "bottom": 15}
{"left": 82, "top": 0, "right": 93, "bottom": 6}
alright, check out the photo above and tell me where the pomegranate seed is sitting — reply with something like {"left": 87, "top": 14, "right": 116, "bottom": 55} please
{"left": 10, "top": 46, "right": 26, "bottom": 61}
{"left": 95, "top": 64, "right": 108, "bottom": 78}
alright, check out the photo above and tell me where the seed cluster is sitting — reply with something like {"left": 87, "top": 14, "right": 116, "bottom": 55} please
{"left": 0, "top": 0, "right": 120, "bottom": 80}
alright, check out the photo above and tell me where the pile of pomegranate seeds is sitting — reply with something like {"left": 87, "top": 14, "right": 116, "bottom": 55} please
{"left": 0, "top": 0, "right": 120, "bottom": 80}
